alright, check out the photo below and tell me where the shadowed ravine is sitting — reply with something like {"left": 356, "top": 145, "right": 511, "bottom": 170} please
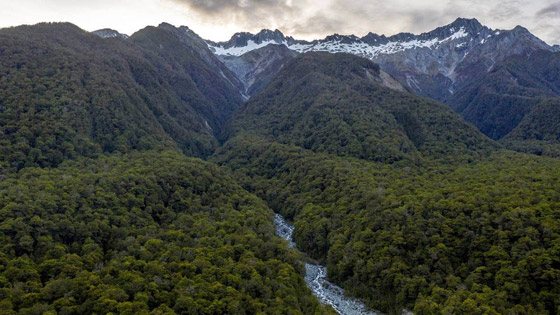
{"left": 274, "top": 214, "right": 377, "bottom": 315}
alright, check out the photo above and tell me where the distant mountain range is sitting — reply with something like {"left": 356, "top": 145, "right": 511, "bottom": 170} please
{"left": 203, "top": 18, "right": 560, "bottom": 150}
{"left": 207, "top": 18, "right": 553, "bottom": 100}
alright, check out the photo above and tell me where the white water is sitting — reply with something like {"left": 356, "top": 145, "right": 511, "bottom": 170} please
{"left": 273, "top": 213, "right": 377, "bottom": 315}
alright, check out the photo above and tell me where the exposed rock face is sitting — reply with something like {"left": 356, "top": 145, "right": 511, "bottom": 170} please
{"left": 92, "top": 28, "right": 129, "bottom": 39}
{"left": 219, "top": 44, "right": 298, "bottom": 96}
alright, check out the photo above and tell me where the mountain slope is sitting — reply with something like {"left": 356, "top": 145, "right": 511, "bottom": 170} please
{"left": 209, "top": 18, "right": 553, "bottom": 103}
{"left": 0, "top": 22, "right": 244, "bottom": 173}
{"left": 449, "top": 50, "right": 560, "bottom": 140}
{"left": 219, "top": 44, "right": 298, "bottom": 96}
{"left": 213, "top": 52, "right": 560, "bottom": 313}
{"left": 210, "top": 19, "right": 560, "bottom": 158}
{"left": 226, "top": 52, "right": 495, "bottom": 164}
{"left": 129, "top": 23, "right": 246, "bottom": 128}
{"left": 503, "top": 98, "right": 560, "bottom": 156}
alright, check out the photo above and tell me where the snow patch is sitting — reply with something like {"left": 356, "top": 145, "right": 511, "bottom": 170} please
{"left": 210, "top": 27, "right": 471, "bottom": 59}
{"left": 210, "top": 40, "right": 282, "bottom": 56}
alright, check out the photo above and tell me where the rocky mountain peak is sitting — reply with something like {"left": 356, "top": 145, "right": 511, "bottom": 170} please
{"left": 449, "top": 18, "right": 484, "bottom": 32}
{"left": 92, "top": 28, "right": 128, "bottom": 39}
{"left": 213, "top": 29, "right": 288, "bottom": 50}
{"left": 361, "top": 33, "right": 389, "bottom": 45}
{"left": 254, "top": 29, "right": 285, "bottom": 42}
{"left": 323, "top": 34, "right": 361, "bottom": 44}
{"left": 417, "top": 17, "right": 488, "bottom": 41}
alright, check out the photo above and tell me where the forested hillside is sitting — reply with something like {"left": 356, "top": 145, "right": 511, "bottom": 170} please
{"left": 449, "top": 50, "right": 560, "bottom": 142}
{"left": 215, "top": 136, "right": 560, "bottom": 314}
{"left": 503, "top": 98, "right": 560, "bottom": 157}
{"left": 0, "top": 23, "right": 331, "bottom": 315}
{"left": 0, "top": 22, "right": 244, "bottom": 174}
{"left": 0, "top": 152, "right": 327, "bottom": 314}
{"left": 215, "top": 52, "right": 560, "bottom": 314}
{"left": 226, "top": 52, "right": 496, "bottom": 165}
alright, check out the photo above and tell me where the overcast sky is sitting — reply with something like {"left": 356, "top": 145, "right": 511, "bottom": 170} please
{"left": 1, "top": 0, "right": 559, "bottom": 44}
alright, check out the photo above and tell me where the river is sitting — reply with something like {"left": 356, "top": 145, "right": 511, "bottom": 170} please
{"left": 274, "top": 213, "right": 377, "bottom": 315}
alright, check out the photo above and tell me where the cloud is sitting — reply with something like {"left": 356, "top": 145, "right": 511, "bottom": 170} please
{"left": 171, "top": 0, "right": 311, "bottom": 36}
{"left": 181, "top": 0, "right": 291, "bottom": 13}
{"left": 287, "top": 13, "right": 349, "bottom": 37}
{"left": 532, "top": 2, "right": 560, "bottom": 44}
{"left": 173, "top": 0, "right": 551, "bottom": 41}
{"left": 1, "top": 0, "right": 559, "bottom": 44}
{"left": 537, "top": 2, "right": 560, "bottom": 16}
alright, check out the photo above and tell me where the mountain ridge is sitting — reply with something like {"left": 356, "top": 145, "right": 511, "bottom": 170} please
{"left": 0, "top": 22, "right": 245, "bottom": 172}
{"left": 225, "top": 51, "right": 496, "bottom": 164}
{"left": 207, "top": 18, "right": 552, "bottom": 103}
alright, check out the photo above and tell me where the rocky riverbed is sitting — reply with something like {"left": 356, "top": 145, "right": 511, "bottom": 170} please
{"left": 274, "top": 214, "right": 377, "bottom": 315}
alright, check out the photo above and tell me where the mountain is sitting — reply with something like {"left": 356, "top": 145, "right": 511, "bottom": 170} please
{"left": 207, "top": 28, "right": 306, "bottom": 56}
{"left": 0, "top": 22, "right": 244, "bottom": 173}
{"left": 209, "top": 18, "right": 553, "bottom": 103}
{"left": 449, "top": 50, "right": 560, "bottom": 140}
{"left": 0, "top": 22, "right": 331, "bottom": 315}
{"left": 225, "top": 52, "right": 495, "bottom": 164}
{"left": 209, "top": 18, "right": 560, "bottom": 155}
{"left": 92, "top": 28, "right": 128, "bottom": 39}
{"left": 218, "top": 44, "right": 298, "bottom": 95}
{"left": 212, "top": 53, "right": 560, "bottom": 315}
{"left": 502, "top": 98, "right": 560, "bottom": 156}
{"left": 129, "top": 23, "right": 246, "bottom": 123}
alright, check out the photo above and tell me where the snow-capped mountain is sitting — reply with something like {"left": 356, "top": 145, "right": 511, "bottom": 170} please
{"left": 209, "top": 18, "right": 487, "bottom": 58}
{"left": 208, "top": 18, "right": 553, "bottom": 101}
{"left": 92, "top": 28, "right": 129, "bottom": 39}
{"left": 206, "top": 29, "right": 306, "bottom": 56}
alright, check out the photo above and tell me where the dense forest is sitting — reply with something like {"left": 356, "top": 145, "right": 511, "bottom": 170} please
{"left": 503, "top": 98, "right": 560, "bottom": 157}
{"left": 215, "top": 52, "right": 560, "bottom": 313}
{"left": 449, "top": 50, "right": 560, "bottom": 147}
{"left": 0, "top": 152, "right": 327, "bottom": 314}
{"left": 213, "top": 135, "right": 560, "bottom": 314}
{"left": 0, "top": 23, "right": 332, "bottom": 314}
{"left": 2, "top": 22, "right": 560, "bottom": 314}
{"left": 0, "top": 22, "right": 244, "bottom": 174}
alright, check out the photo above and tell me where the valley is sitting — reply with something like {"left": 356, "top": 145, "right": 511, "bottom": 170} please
{"left": 274, "top": 214, "right": 377, "bottom": 315}
{"left": 0, "top": 16, "right": 559, "bottom": 314}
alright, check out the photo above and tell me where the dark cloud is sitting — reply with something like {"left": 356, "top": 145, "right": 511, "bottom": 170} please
{"left": 181, "top": 0, "right": 290, "bottom": 13}
{"left": 488, "top": 0, "right": 523, "bottom": 22}
{"left": 536, "top": 2, "right": 560, "bottom": 16}
{"left": 287, "top": 13, "right": 348, "bottom": 37}
{"left": 2, "top": 0, "right": 558, "bottom": 45}
{"left": 168, "top": 0, "right": 560, "bottom": 44}
{"left": 172, "top": 0, "right": 302, "bottom": 34}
